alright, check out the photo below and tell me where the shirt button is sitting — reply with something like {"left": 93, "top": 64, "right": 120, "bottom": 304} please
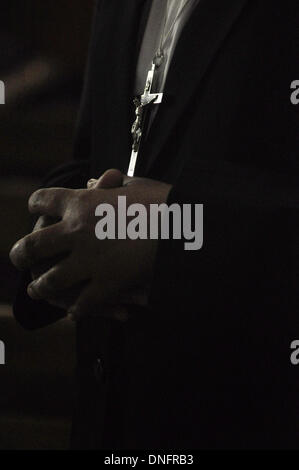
{"left": 94, "top": 358, "right": 105, "bottom": 384}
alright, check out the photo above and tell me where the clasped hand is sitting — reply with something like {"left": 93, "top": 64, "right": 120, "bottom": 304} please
{"left": 10, "top": 169, "right": 171, "bottom": 320}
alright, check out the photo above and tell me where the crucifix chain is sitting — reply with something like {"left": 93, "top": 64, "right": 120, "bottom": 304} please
{"left": 127, "top": 1, "right": 194, "bottom": 177}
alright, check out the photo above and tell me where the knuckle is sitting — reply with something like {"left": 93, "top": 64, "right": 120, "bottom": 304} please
{"left": 37, "top": 271, "right": 60, "bottom": 297}
{"left": 67, "top": 214, "right": 85, "bottom": 236}
{"left": 9, "top": 242, "right": 22, "bottom": 268}
{"left": 33, "top": 215, "right": 48, "bottom": 232}
{"left": 28, "top": 189, "right": 44, "bottom": 210}
{"left": 10, "top": 237, "right": 35, "bottom": 269}
{"left": 23, "top": 235, "right": 37, "bottom": 260}
{"left": 46, "top": 267, "right": 65, "bottom": 291}
{"left": 43, "top": 276, "right": 57, "bottom": 293}
{"left": 22, "top": 232, "right": 45, "bottom": 267}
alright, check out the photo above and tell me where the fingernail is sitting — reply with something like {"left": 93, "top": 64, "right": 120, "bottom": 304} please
{"left": 87, "top": 179, "right": 97, "bottom": 188}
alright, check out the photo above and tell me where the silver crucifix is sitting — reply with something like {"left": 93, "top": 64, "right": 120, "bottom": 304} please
{"left": 127, "top": 62, "right": 163, "bottom": 177}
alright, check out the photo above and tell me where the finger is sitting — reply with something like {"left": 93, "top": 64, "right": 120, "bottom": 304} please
{"left": 10, "top": 222, "right": 71, "bottom": 271}
{"left": 28, "top": 187, "right": 74, "bottom": 217}
{"left": 27, "top": 259, "right": 89, "bottom": 301}
{"left": 93, "top": 169, "right": 124, "bottom": 189}
{"left": 28, "top": 215, "right": 61, "bottom": 279}
{"left": 33, "top": 215, "right": 60, "bottom": 232}
{"left": 31, "top": 254, "right": 67, "bottom": 280}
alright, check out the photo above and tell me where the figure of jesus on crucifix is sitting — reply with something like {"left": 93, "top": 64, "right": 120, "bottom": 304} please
{"left": 128, "top": 62, "right": 163, "bottom": 177}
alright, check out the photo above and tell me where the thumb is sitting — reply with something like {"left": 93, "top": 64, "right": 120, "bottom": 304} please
{"left": 87, "top": 169, "right": 124, "bottom": 190}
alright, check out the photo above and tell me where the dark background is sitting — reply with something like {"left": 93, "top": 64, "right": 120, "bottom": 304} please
{"left": 0, "top": 1, "right": 94, "bottom": 449}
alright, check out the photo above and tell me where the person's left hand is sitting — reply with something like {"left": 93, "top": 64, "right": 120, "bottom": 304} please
{"left": 10, "top": 169, "right": 171, "bottom": 320}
